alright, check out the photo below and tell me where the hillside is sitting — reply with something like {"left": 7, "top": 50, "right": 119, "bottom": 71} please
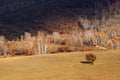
{"left": 0, "top": 0, "right": 119, "bottom": 39}
{"left": 0, "top": 51, "right": 120, "bottom": 80}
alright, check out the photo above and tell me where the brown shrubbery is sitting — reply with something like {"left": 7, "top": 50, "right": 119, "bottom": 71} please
{"left": 47, "top": 44, "right": 75, "bottom": 54}
{"left": 81, "top": 46, "right": 93, "bottom": 51}
{"left": 86, "top": 53, "right": 96, "bottom": 64}
{"left": 57, "top": 45, "right": 75, "bottom": 52}
{"left": 0, "top": 25, "right": 120, "bottom": 57}
{"left": 6, "top": 41, "right": 34, "bottom": 56}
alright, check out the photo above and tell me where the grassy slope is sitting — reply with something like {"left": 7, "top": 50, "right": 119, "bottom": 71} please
{"left": 0, "top": 50, "right": 120, "bottom": 80}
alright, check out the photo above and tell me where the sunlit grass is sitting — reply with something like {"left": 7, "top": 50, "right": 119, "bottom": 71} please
{"left": 0, "top": 50, "right": 120, "bottom": 80}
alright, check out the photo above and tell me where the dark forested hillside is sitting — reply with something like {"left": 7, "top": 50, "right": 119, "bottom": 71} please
{"left": 0, "top": 0, "right": 119, "bottom": 39}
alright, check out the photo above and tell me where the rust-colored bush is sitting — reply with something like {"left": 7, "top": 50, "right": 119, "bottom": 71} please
{"left": 80, "top": 46, "right": 93, "bottom": 51}
{"left": 61, "top": 39, "right": 68, "bottom": 45}
{"left": 86, "top": 53, "right": 96, "bottom": 64}
{"left": 48, "top": 48, "right": 58, "bottom": 54}
{"left": 6, "top": 41, "right": 34, "bottom": 56}
{"left": 57, "top": 46, "right": 75, "bottom": 52}
{"left": 66, "top": 46, "right": 75, "bottom": 52}
{"left": 57, "top": 46, "right": 68, "bottom": 52}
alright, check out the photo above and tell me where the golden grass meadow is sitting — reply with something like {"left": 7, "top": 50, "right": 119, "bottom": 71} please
{"left": 0, "top": 50, "right": 120, "bottom": 80}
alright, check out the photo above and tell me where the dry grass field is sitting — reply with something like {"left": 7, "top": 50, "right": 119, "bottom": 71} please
{"left": 0, "top": 50, "right": 120, "bottom": 80}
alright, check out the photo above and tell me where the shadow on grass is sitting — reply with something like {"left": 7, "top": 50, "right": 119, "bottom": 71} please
{"left": 80, "top": 61, "right": 92, "bottom": 64}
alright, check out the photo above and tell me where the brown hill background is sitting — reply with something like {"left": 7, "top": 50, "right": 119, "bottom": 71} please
{"left": 0, "top": 0, "right": 119, "bottom": 40}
